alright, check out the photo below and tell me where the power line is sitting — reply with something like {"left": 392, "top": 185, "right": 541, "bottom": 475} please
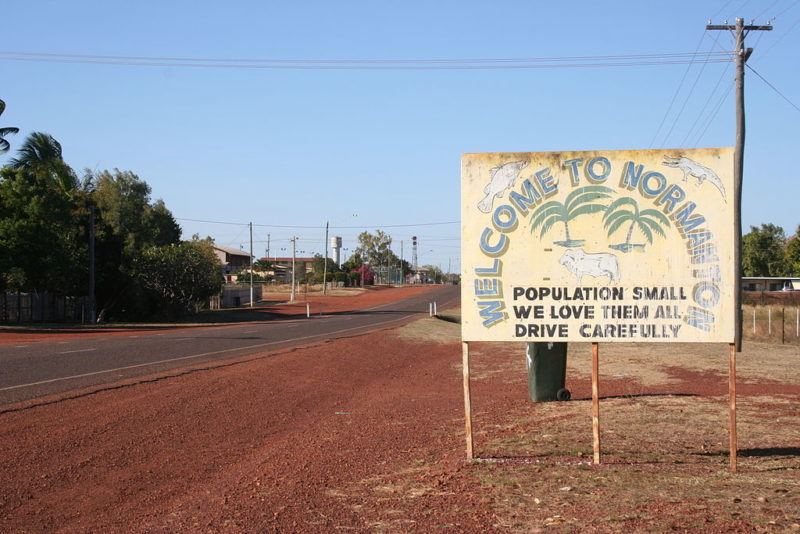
{"left": 648, "top": 33, "right": 710, "bottom": 148}
{"left": 661, "top": 35, "right": 720, "bottom": 147}
{"left": 711, "top": 0, "right": 737, "bottom": 20}
{"left": 774, "top": 0, "right": 800, "bottom": 19}
{"left": 694, "top": 83, "right": 733, "bottom": 146}
{"left": 745, "top": 63, "right": 800, "bottom": 113}
{"left": 680, "top": 62, "right": 732, "bottom": 146}
{"left": 329, "top": 221, "right": 459, "bottom": 229}
{"left": 758, "top": 14, "right": 800, "bottom": 58}
{"left": 754, "top": 0, "right": 783, "bottom": 20}
{"left": 175, "top": 216, "right": 459, "bottom": 229}
{"left": 0, "top": 50, "right": 732, "bottom": 71}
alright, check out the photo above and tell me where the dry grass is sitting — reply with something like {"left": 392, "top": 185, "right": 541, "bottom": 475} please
{"left": 474, "top": 392, "right": 800, "bottom": 532}
{"left": 394, "top": 316, "right": 460, "bottom": 345}
{"left": 389, "top": 308, "right": 800, "bottom": 531}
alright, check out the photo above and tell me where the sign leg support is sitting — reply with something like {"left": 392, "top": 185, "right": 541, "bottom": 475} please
{"left": 591, "top": 342, "right": 601, "bottom": 465}
{"left": 729, "top": 343, "right": 737, "bottom": 472}
{"left": 462, "top": 341, "right": 474, "bottom": 460}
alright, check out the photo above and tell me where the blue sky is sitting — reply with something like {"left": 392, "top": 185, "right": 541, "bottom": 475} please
{"left": 2, "top": 1, "right": 798, "bottom": 271}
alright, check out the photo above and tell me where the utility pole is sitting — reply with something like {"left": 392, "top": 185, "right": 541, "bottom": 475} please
{"left": 400, "top": 240, "right": 404, "bottom": 285}
{"left": 266, "top": 233, "right": 270, "bottom": 260}
{"left": 249, "top": 222, "right": 254, "bottom": 308}
{"left": 290, "top": 237, "right": 297, "bottom": 302}
{"left": 88, "top": 205, "right": 96, "bottom": 324}
{"left": 323, "top": 221, "right": 329, "bottom": 295}
{"left": 707, "top": 17, "right": 771, "bottom": 352}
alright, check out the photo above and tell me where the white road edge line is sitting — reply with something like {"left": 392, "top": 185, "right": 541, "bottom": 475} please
{"left": 0, "top": 314, "right": 416, "bottom": 392}
{"left": 57, "top": 348, "right": 97, "bottom": 355}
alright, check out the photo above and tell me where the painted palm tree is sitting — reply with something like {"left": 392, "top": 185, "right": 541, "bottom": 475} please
{"left": 603, "top": 197, "right": 671, "bottom": 253}
{"left": 0, "top": 99, "right": 20, "bottom": 154}
{"left": 529, "top": 185, "right": 614, "bottom": 247}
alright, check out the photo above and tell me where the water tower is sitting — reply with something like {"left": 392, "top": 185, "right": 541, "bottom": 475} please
{"left": 331, "top": 236, "right": 343, "bottom": 266}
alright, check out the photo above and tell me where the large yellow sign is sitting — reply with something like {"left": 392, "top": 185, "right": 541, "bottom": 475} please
{"left": 461, "top": 148, "right": 735, "bottom": 343}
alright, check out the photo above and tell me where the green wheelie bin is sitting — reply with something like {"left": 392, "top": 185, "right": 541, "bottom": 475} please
{"left": 526, "top": 342, "right": 570, "bottom": 402}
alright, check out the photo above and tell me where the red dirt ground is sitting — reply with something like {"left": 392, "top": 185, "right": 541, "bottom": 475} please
{"left": 0, "top": 285, "right": 435, "bottom": 346}
{"left": 1, "top": 311, "right": 796, "bottom": 532}
{"left": 0, "top": 327, "right": 495, "bottom": 532}
{"left": 259, "top": 284, "right": 435, "bottom": 316}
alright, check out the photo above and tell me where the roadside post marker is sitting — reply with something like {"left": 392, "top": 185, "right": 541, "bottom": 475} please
{"left": 434, "top": 301, "right": 438, "bottom": 316}
{"left": 796, "top": 307, "right": 799, "bottom": 337}
{"left": 306, "top": 303, "right": 310, "bottom": 318}
{"left": 752, "top": 307, "right": 756, "bottom": 334}
{"left": 429, "top": 303, "right": 433, "bottom": 317}
{"left": 768, "top": 307, "right": 772, "bottom": 335}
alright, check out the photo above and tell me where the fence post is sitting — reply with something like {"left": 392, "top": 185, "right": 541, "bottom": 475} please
{"left": 768, "top": 307, "right": 772, "bottom": 335}
{"left": 782, "top": 307, "right": 786, "bottom": 345}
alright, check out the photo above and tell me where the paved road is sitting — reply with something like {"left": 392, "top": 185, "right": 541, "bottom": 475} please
{"left": 0, "top": 285, "right": 459, "bottom": 405}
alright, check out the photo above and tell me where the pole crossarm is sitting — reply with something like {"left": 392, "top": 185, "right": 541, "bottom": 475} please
{"left": 706, "top": 24, "right": 772, "bottom": 31}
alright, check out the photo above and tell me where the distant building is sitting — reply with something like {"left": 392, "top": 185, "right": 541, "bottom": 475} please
{"left": 212, "top": 245, "right": 252, "bottom": 283}
{"left": 263, "top": 257, "right": 316, "bottom": 283}
{"left": 408, "top": 268, "right": 430, "bottom": 284}
{"left": 743, "top": 276, "right": 800, "bottom": 292}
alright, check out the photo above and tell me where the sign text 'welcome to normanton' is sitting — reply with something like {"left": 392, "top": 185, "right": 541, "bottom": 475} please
{"left": 461, "top": 148, "right": 735, "bottom": 343}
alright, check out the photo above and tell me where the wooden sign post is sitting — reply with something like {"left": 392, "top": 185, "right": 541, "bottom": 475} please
{"left": 462, "top": 341, "right": 474, "bottom": 460}
{"left": 729, "top": 343, "right": 737, "bottom": 472}
{"left": 591, "top": 342, "right": 601, "bottom": 464}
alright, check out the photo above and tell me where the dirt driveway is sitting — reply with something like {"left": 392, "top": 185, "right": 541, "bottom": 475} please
{"left": 1, "top": 311, "right": 798, "bottom": 532}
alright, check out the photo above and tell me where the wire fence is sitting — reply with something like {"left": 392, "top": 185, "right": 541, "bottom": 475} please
{"left": 743, "top": 305, "right": 800, "bottom": 345}
{"left": 0, "top": 292, "right": 91, "bottom": 324}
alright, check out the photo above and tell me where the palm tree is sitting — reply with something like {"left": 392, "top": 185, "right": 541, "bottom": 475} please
{"left": 529, "top": 185, "right": 613, "bottom": 247}
{"left": 0, "top": 99, "right": 20, "bottom": 154}
{"left": 603, "top": 197, "right": 671, "bottom": 252}
{"left": 9, "top": 132, "right": 77, "bottom": 196}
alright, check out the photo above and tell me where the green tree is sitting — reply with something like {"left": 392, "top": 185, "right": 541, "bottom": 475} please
{"left": 9, "top": 132, "right": 77, "bottom": 197}
{"left": 785, "top": 226, "right": 800, "bottom": 276}
{"left": 351, "top": 229, "right": 398, "bottom": 266}
{"left": 85, "top": 169, "right": 181, "bottom": 319}
{"left": 742, "top": 224, "right": 787, "bottom": 277}
{"left": 0, "top": 165, "right": 83, "bottom": 294}
{"left": 310, "top": 253, "right": 339, "bottom": 283}
{"left": 529, "top": 185, "right": 613, "bottom": 247}
{"left": 603, "top": 197, "right": 671, "bottom": 253}
{"left": 0, "top": 99, "right": 19, "bottom": 155}
{"left": 132, "top": 241, "right": 223, "bottom": 317}
{"left": 0, "top": 132, "right": 84, "bottom": 295}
